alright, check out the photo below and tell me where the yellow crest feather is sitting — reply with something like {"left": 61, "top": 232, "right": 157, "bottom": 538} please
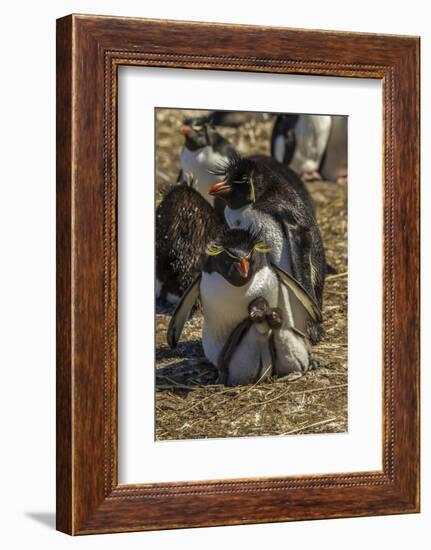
{"left": 249, "top": 176, "right": 256, "bottom": 203}
{"left": 205, "top": 243, "right": 224, "bottom": 256}
{"left": 254, "top": 241, "right": 272, "bottom": 254}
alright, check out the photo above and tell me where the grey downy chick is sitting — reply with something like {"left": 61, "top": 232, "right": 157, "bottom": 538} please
{"left": 217, "top": 297, "right": 283, "bottom": 386}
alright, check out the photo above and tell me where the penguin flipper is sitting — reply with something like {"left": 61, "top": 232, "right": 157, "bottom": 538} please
{"left": 271, "top": 262, "right": 322, "bottom": 324}
{"left": 217, "top": 317, "right": 253, "bottom": 384}
{"left": 167, "top": 274, "right": 201, "bottom": 348}
{"left": 280, "top": 215, "right": 325, "bottom": 310}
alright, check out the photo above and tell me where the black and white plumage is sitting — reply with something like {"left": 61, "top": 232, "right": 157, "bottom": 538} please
{"left": 178, "top": 115, "right": 236, "bottom": 207}
{"left": 209, "top": 153, "right": 326, "bottom": 343}
{"left": 271, "top": 114, "right": 332, "bottom": 181}
{"left": 155, "top": 177, "right": 223, "bottom": 305}
{"left": 168, "top": 229, "right": 322, "bottom": 385}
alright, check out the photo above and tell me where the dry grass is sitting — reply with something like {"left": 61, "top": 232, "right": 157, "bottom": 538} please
{"left": 155, "top": 109, "right": 347, "bottom": 441}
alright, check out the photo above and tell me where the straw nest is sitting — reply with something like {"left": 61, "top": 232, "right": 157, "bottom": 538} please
{"left": 155, "top": 110, "right": 347, "bottom": 441}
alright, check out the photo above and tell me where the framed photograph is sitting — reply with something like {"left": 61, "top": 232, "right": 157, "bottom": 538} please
{"left": 56, "top": 14, "right": 420, "bottom": 535}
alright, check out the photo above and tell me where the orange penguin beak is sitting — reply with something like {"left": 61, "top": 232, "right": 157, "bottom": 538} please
{"left": 209, "top": 180, "right": 232, "bottom": 197}
{"left": 234, "top": 258, "right": 249, "bottom": 278}
{"left": 180, "top": 124, "right": 193, "bottom": 136}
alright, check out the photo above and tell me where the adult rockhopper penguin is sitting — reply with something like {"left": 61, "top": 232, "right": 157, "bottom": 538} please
{"left": 168, "top": 229, "right": 322, "bottom": 385}
{"left": 209, "top": 153, "right": 326, "bottom": 343}
{"left": 156, "top": 176, "right": 224, "bottom": 305}
{"left": 178, "top": 115, "right": 236, "bottom": 217}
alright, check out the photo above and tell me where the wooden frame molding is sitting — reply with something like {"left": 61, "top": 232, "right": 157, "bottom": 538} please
{"left": 56, "top": 14, "right": 420, "bottom": 534}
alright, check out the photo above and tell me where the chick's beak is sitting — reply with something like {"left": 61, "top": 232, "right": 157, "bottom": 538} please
{"left": 180, "top": 124, "right": 193, "bottom": 137}
{"left": 209, "top": 181, "right": 232, "bottom": 197}
{"left": 234, "top": 258, "right": 249, "bottom": 278}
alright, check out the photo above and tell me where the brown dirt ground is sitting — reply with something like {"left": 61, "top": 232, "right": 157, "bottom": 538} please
{"left": 155, "top": 109, "right": 347, "bottom": 441}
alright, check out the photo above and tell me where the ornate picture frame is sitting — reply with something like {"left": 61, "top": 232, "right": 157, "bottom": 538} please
{"left": 56, "top": 14, "right": 420, "bottom": 534}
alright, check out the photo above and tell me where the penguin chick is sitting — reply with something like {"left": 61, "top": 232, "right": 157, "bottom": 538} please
{"left": 208, "top": 153, "right": 326, "bottom": 343}
{"left": 167, "top": 229, "right": 322, "bottom": 382}
{"left": 178, "top": 115, "right": 236, "bottom": 209}
{"left": 217, "top": 297, "right": 283, "bottom": 387}
{"left": 271, "top": 114, "right": 332, "bottom": 182}
{"left": 156, "top": 176, "right": 223, "bottom": 305}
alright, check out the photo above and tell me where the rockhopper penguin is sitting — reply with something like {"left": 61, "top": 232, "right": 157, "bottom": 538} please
{"left": 156, "top": 175, "right": 224, "bottom": 305}
{"left": 271, "top": 114, "right": 332, "bottom": 182}
{"left": 208, "top": 153, "right": 326, "bottom": 343}
{"left": 179, "top": 115, "right": 236, "bottom": 210}
{"left": 167, "top": 229, "right": 322, "bottom": 385}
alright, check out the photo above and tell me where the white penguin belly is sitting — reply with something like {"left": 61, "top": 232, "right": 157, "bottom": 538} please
{"left": 200, "top": 268, "right": 279, "bottom": 366}
{"left": 224, "top": 205, "right": 293, "bottom": 275}
{"left": 273, "top": 134, "right": 287, "bottom": 164}
{"left": 180, "top": 146, "right": 227, "bottom": 205}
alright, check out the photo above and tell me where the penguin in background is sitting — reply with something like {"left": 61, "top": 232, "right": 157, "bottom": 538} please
{"left": 271, "top": 114, "right": 332, "bottom": 182}
{"left": 208, "top": 153, "right": 326, "bottom": 343}
{"left": 168, "top": 229, "right": 322, "bottom": 385}
{"left": 155, "top": 174, "right": 224, "bottom": 306}
{"left": 179, "top": 114, "right": 237, "bottom": 210}
{"left": 320, "top": 115, "right": 348, "bottom": 185}
{"left": 209, "top": 110, "right": 269, "bottom": 127}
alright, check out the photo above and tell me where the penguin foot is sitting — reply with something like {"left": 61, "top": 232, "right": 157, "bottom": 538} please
{"left": 267, "top": 307, "right": 283, "bottom": 329}
{"left": 308, "top": 354, "right": 321, "bottom": 371}
{"left": 301, "top": 170, "right": 322, "bottom": 182}
{"left": 277, "top": 372, "right": 304, "bottom": 382}
{"left": 336, "top": 175, "right": 348, "bottom": 186}
{"left": 248, "top": 297, "right": 270, "bottom": 323}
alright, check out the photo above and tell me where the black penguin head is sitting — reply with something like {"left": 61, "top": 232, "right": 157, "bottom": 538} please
{"left": 180, "top": 115, "right": 220, "bottom": 151}
{"left": 202, "top": 229, "right": 272, "bottom": 287}
{"left": 208, "top": 153, "right": 257, "bottom": 209}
